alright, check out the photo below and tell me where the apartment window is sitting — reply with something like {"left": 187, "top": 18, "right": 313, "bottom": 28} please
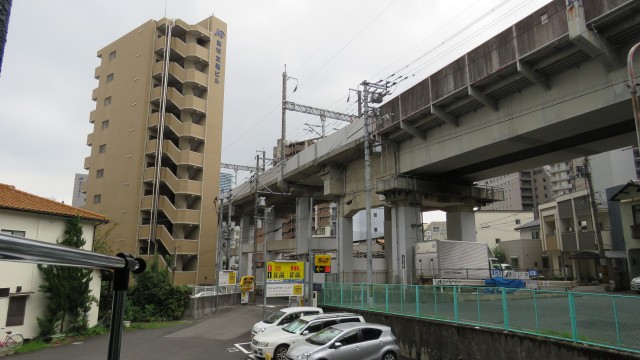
{"left": 104, "top": 96, "right": 112, "bottom": 106}
{"left": 6, "top": 296, "right": 27, "bottom": 326}
{"left": 510, "top": 257, "right": 519, "bottom": 269}
{"left": 106, "top": 73, "right": 114, "bottom": 83}
{"left": 540, "top": 13, "right": 549, "bottom": 25}
{"left": 495, "top": 238, "right": 501, "bottom": 244}
{"left": 373, "top": 213, "right": 377, "bottom": 218}
{"left": 633, "top": 204, "right": 640, "bottom": 225}
{"left": 373, "top": 227, "right": 378, "bottom": 232}
{"left": 98, "top": 144, "right": 107, "bottom": 153}
{"left": 515, "top": 219, "right": 521, "bottom": 225}
{"left": 101, "top": 120, "right": 110, "bottom": 129}
{"left": 109, "top": 50, "right": 116, "bottom": 61}
{"left": 0, "top": 229, "right": 25, "bottom": 237}
{"left": 96, "top": 169, "right": 104, "bottom": 178}
{"left": 532, "top": 231, "right": 540, "bottom": 239}
{"left": 93, "top": 194, "right": 102, "bottom": 204}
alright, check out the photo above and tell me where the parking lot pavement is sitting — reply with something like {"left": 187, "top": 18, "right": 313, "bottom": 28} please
{"left": 13, "top": 301, "right": 288, "bottom": 360}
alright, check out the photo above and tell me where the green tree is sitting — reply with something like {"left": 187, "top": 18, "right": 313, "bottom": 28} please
{"left": 127, "top": 256, "right": 190, "bottom": 322}
{"left": 492, "top": 245, "right": 506, "bottom": 263}
{"left": 38, "top": 216, "right": 96, "bottom": 337}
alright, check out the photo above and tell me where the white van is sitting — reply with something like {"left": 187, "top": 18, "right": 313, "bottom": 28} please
{"left": 251, "top": 306, "right": 323, "bottom": 339}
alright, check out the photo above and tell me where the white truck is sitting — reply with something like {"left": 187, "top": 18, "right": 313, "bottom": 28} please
{"left": 415, "top": 239, "right": 501, "bottom": 283}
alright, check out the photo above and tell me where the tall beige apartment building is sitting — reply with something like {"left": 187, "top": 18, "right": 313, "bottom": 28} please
{"left": 83, "top": 16, "right": 227, "bottom": 285}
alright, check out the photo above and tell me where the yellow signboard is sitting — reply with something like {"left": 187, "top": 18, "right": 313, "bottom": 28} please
{"left": 292, "top": 284, "right": 303, "bottom": 296}
{"left": 266, "top": 261, "right": 304, "bottom": 282}
{"left": 240, "top": 275, "right": 254, "bottom": 291}
{"left": 228, "top": 271, "right": 236, "bottom": 285}
{"left": 315, "top": 254, "right": 331, "bottom": 266}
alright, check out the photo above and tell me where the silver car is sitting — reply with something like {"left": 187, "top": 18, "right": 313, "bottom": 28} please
{"left": 286, "top": 322, "right": 399, "bottom": 360}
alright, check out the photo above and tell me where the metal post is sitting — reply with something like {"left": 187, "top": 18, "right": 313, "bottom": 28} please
{"left": 109, "top": 253, "right": 143, "bottom": 360}
{"left": 308, "top": 197, "right": 314, "bottom": 306}
{"left": 281, "top": 67, "right": 287, "bottom": 162}
{"left": 262, "top": 206, "right": 268, "bottom": 319}
{"left": 253, "top": 153, "right": 260, "bottom": 305}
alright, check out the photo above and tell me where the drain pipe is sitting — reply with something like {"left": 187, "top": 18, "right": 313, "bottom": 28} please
{"left": 628, "top": 42, "right": 640, "bottom": 150}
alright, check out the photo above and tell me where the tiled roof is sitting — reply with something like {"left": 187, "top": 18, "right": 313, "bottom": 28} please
{"left": 0, "top": 184, "right": 107, "bottom": 222}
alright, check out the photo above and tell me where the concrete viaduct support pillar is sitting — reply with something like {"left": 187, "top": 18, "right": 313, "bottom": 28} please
{"left": 446, "top": 208, "right": 476, "bottom": 241}
{"left": 239, "top": 215, "right": 251, "bottom": 278}
{"left": 337, "top": 214, "right": 353, "bottom": 283}
{"left": 296, "top": 197, "right": 312, "bottom": 257}
{"left": 387, "top": 202, "right": 421, "bottom": 284}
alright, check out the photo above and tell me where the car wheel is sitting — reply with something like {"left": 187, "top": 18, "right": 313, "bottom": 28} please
{"left": 275, "top": 345, "right": 289, "bottom": 360}
{"left": 382, "top": 351, "right": 397, "bottom": 360}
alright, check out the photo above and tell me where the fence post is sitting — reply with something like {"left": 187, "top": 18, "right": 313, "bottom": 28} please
{"left": 385, "top": 284, "right": 389, "bottom": 312}
{"left": 433, "top": 285, "right": 438, "bottom": 317}
{"left": 453, "top": 286, "right": 459, "bottom": 323}
{"left": 340, "top": 283, "right": 344, "bottom": 307}
{"left": 360, "top": 283, "right": 364, "bottom": 309}
{"left": 476, "top": 287, "right": 481, "bottom": 323}
{"left": 534, "top": 290, "right": 539, "bottom": 332}
{"left": 501, "top": 287, "right": 509, "bottom": 331}
{"left": 613, "top": 297, "right": 621, "bottom": 348}
{"left": 415, "top": 284, "right": 420, "bottom": 317}
{"left": 568, "top": 292, "right": 578, "bottom": 342}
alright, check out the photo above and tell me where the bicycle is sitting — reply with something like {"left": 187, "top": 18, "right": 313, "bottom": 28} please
{"left": 0, "top": 328, "right": 23, "bottom": 351}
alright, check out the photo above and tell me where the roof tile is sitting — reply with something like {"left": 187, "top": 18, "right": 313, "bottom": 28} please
{"left": 0, "top": 184, "right": 107, "bottom": 222}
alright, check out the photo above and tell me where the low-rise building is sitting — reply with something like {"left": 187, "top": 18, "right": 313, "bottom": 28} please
{"left": 0, "top": 184, "right": 107, "bottom": 338}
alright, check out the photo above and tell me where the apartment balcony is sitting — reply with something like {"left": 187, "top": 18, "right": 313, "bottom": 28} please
{"left": 551, "top": 183, "right": 573, "bottom": 192}
{"left": 145, "top": 139, "right": 204, "bottom": 167}
{"left": 173, "top": 19, "right": 211, "bottom": 41}
{"left": 94, "top": 66, "right": 100, "bottom": 79}
{"left": 148, "top": 112, "right": 205, "bottom": 140}
{"left": 544, "top": 234, "right": 558, "bottom": 251}
{"left": 141, "top": 196, "right": 200, "bottom": 225}
{"left": 561, "top": 230, "right": 599, "bottom": 251}
{"left": 154, "top": 36, "right": 209, "bottom": 64}
{"left": 92, "top": 88, "right": 98, "bottom": 101}
{"left": 150, "top": 86, "right": 206, "bottom": 113}
{"left": 84, "top": 156, "right": 91, "bottom": 170}
{"left": 152, "top": 61, "right": 208, "bottom": 89}
{"left": 80, "top": 179, "right": 87, "bottom": 193}
{"left": 89, "top": 110, "right": 96, "bottom": 124}
{"left": 143, "top": 167, "right": 202, "bottom": 196}
{"left": 551, "top": 164, "right": 571, "bottom": 172}
{"left": 86, "top": 133, "right": 93, "bottom": 146}
{"left": 139, "top": 225, "right": 199, "bottom": 254}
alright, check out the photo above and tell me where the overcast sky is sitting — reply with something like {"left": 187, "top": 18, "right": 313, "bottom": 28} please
{"left": 0, "top": 0, "right": 550, "bottom": 209}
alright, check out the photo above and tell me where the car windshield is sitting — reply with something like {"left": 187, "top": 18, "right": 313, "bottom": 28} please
{"left": 306, "top": 327, "right": 342, "bottom": 345}
{"left": 283, "top": 319, "right": 308, "bottom": 334}
{"left": 264, "top": 310, "right": 286, "bottom": 324}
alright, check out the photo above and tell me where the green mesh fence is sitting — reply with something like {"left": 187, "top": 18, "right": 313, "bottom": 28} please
{"left": 320, "top": 283, "right": 640, "bottom": 354}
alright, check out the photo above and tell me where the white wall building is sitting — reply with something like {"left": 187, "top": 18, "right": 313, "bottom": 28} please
{"left": 0, "top": 184, "right": 107, "bottom": 339}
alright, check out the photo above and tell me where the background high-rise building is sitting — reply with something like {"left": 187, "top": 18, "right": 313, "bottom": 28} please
{"left": 83, "top": 16, "right": 227, "bottom": 285}
{"left": 219, "top": 172, "right": 233, "bottom": 194}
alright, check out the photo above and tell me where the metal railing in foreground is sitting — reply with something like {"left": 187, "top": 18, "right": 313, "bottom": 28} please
{"left": 0, "top": 233, "right": 146, "bottom": 360}
{"left": 320, "top": 282, "right": 640, "bottom": 354}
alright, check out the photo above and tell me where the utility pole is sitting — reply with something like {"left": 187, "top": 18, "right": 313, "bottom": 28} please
{"left": 584, "top": 156, "right": 608, "bottom": 282}
{"left": 252, "top": 151, "right": 265, "bottom": 304}
{"left": 362, "top": 81, "right": 374, "bottom": 288}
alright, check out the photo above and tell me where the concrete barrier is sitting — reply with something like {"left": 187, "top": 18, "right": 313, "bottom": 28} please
{"left": 323, "top": 306, "right": 639, "bottom": 360}
{"left": 185, "top": 293, "right": 237, "bottom": 319}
